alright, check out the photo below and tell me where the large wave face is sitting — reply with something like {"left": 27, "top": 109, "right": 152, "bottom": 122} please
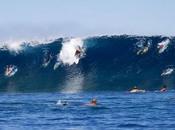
{"left": 0, "top": 35, "right": 175, "bottom": 92}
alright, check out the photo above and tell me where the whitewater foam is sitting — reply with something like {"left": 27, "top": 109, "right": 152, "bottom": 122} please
{"left": 55, "top": 38, "right": 85, "bottom": 67}
{"left": 0, "top": 38, "right": 57, "bottom": 53}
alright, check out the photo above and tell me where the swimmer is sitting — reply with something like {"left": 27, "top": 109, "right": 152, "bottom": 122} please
{"left": 160, "top": 85, "right": 167, "bottom": 92}
{"left": 56, "top": 100, "right": 68, "bottom": 106}
{"left": 130, "top": 86, "right": 145, "bottom": 93}
{"left": 86, "top": 98, "right": 97, "bottom": 106}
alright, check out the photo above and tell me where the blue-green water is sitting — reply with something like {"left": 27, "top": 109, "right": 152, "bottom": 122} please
{"left": 0, "top": 91, "right": 175, "bottom": 130}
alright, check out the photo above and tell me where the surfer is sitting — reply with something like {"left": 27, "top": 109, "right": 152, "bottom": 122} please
{"left": 157, "top": 39, "right": 170, "bottom": 53}
{"left": 137, "top": 46, "right": 149, "bottom": 55}
{"left": 86, "top": 98, "right": 97, "bottom": 106}
{"left": 42, "top": 52, "right": 52, "bottom": 68}
{"left": 5, "top": 65, "right": 10, "bottom": 76}
{"left": 158, "top": 44, "right": 164, "bottom": 49}
{"left": 56, "top": 100, "right": 68, "bottom": 106}
{"left": 90, "top": 98, "right": 97, "bottom": 106}
{"left": 75, "top": 46, "right": 82, "bottom": 58}
{"left": 130, "top": 86, "right": 145, "bottom": 93}
{"left": 136, "top": 42, "right": 151, "bottom": 55}
{"left": 160, "top": 85, "right": 167, "bottom": 92}
{"left": 5, "top": 65, "right": 18, "bottom": 77}
{"left": 161, "top": 68, "right": 174, "bottom": 76}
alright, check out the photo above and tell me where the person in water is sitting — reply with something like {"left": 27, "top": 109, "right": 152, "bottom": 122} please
{"left": 75, "top": 46, "right": 82, "bottom": 58}
{"left": 56, "top": 100, "right": 68, "bottom": 106}
{"left": 5, "top": 65, "right": 13, "bottom": 76}
{"left": 158, "top": 44, "right": 164, "bottom": 49}
{"left": 43, "top": 51, "right": 52, "bottom": 67}
{"left": 130, "top": 86, "right": 139, "bottom": 91}
{"left": 89, "top": 98, "right": 97, "bottom": 106}
{"left": 160, "top": 85, "right": 167, "bottom": 92}
{"left": 5, "top": 65, "right": 18, "bottom": 77}
{"left": 130, "top": 86, "right": 145, "bottom": 93}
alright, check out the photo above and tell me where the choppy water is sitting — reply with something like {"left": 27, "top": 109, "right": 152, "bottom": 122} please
{"left": 0, "top": 91, "right": 175, "bottom": 130}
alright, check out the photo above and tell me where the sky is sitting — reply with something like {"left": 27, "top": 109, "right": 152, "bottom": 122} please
{"left": 0, "top": 0, "right": 175, "bottom": 40}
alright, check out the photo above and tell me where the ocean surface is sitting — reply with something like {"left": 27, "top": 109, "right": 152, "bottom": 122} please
{"left": 0, "top": 91, "right": 175, "bottom": 130}
{"left": 1, "top": 35, "right": 175, "bottom": 129}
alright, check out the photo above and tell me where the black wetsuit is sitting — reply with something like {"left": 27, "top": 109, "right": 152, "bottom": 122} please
{"left": 75, "top": 50, "right": 81, "bottom": 57}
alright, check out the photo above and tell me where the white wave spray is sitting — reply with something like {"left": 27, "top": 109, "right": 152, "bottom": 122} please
{"left": 0, "top": 37, "right": 57, "bottom": 53}
{"left": 60, "top": 74, "right": 84, "bottom": 93}
{"left": 54, "top": 38, "right": 85, "bottom": 68}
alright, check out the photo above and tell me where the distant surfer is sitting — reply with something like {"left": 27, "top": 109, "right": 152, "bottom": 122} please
{"left": 137, "top": 46, "right": 149, "bottom": 55}
{"left": 5, "top": 65, "right": 18, "bottom": 77}
{"left": 157, "top": 39, "right": 170, "bottom": 53}
{"left": 5, "top": 65, "right": 10, "bottom": 75}
{"left": 161, "top": 68, "right": 174, "bottom": 76}
{"left": 56, "top": 100, "right": 68, "bottom": 106}
{"left": 75, "top": 46, "right": 82, "bottom": 58}
{"left": 136, "top": 42, "right": 151, "bottom": 55}
{"left": 86, "top": 98, "right": 97, "bottom": 106}
{"left": 158, "top": 44, "right": 164, "bottom": 49}
{"left": 160, "top": 85, "right": 167, "bottom": 92}
{"left": 130, "top": 86, "right": 145, "bottom": 93}
{"left": 42, "top": 51, "right": 52, "bottom": 68}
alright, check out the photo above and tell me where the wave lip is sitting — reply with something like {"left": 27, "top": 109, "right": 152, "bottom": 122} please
{"left": 0, "top": 38, "right": 58, "bottom": 53}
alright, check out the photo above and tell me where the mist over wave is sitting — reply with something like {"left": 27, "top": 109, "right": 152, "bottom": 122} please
{"left": 0, "top": 35, "right": 175, "bottom": 92}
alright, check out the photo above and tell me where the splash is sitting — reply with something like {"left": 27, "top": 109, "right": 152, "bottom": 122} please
{"left": 61, "top": 74, "right": 84, "bottom": 93}
{"left": 1, "top": 40, "right": 24, "bottom": 53}
{"left": 54, "top": 38, "right": 85, "bottom": 68}
{"left": 0, "top": 38, "right": 57, "bottom": 53}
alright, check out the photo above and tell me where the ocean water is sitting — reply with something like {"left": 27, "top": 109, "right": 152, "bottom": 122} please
{"left": 0, "top": 91, "right": 175, "bottom": 130}
{"left": 1, "top": 35, "right": 175, "bottom": 91}
{"left": 1, "top": 35, "right": 175, "bottom": 129}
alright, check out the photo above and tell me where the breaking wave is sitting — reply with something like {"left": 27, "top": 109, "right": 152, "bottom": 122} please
{"left": 0, "top": 35, "right": 175, "bottom": 92}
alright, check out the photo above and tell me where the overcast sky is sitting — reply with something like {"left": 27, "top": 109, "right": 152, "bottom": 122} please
{"left": 0, "top": 0, "right": 175, "bottom": 40}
